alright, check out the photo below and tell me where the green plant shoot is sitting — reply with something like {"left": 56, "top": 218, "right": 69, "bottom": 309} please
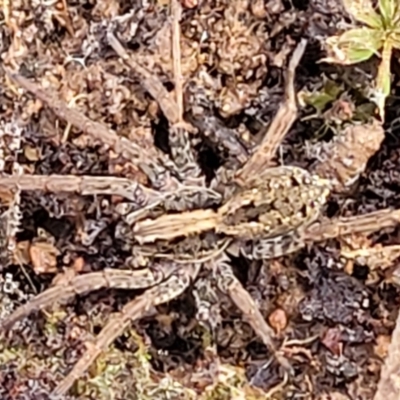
{"left": 322, "top": 0, "right": 400, "bottom": 119}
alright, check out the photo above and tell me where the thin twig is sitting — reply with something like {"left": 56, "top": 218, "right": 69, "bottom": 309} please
{"left": 236, "top": 39, "right": 307, "bottom": 183}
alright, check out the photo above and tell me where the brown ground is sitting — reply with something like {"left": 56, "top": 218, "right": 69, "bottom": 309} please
{"left": 1, "top": 1, "right": 400, "bottom": 399}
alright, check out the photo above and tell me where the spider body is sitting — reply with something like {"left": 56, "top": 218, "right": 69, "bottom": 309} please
{"left": 132, "top": 166, "right": 331, "bottom": 243}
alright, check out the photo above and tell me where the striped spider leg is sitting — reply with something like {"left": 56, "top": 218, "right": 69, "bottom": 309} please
{"left": 51, "top": 262, "right": 201, "bottom": 399}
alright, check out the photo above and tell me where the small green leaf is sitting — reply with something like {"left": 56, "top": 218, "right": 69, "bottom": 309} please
{"left": 379, "top": 0, "right": 398, "bottom": 27}
{"left": 301, "top": 80, "right": 343, "bottom": 114}
{"left": 343, "top": 0, "right": 383, "bottom": 29}
{"left": 322, "top": 28, "right": 384, "bottom": 65}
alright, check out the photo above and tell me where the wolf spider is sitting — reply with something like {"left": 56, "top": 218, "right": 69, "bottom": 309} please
{"left": 1, "top": 17, "right": 399, "bottom": 398}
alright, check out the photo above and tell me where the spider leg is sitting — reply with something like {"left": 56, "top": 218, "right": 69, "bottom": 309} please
{"left": 108, "top": 27, "right": 202, "bottom": 186}
{"left": 187, "top": 111, "right": 250, "bottom": 167}
{"left": 107, "top": 30, "right": 181, "bottom": 130}
{"left": 303, "top": 209, "right": 400, "bottom": 241}
{"left": 6, "top": 71, "right": 174, "bottom": 190}
{"left": 214, "top": 258, "right": 275, "bottom": 350}
{"left": 235, "top": 39, "right": 307, "bottom": 185}
{"left": 50, "top": 262, "right": 201, "bottom": 398}
{"left": 168, "top": 125, "right": 202, "bottom": 182}
{"left": 0, "top": 174, "right": 163, "bottom": 205}
{"left": 108, "top": 34, "right": 201, "bottom": 181}
{"left": 244, "top": 209, "right": 400, "bottom": 259}
{"left": 212, "top": 257, "right": 291, "bottom": 370}
{"left": 0, "top": 264, "right": 171, "bottom": 332}
{"left": 239, "top": 230, "right": 307, "bottom": 260}
{"left": 115, "top": 183, "right": 222, "bottom": 234}
{"left": 132, "top": 209, "right": 219, "bottom": 244}
{"left": 109, "top": 9, "right": 223, "bottom": 222}
{"left": 169, "top": 0, "right": 203, "bottom": 183}
{"left": 108, "top": 27, "right": 217, "bottom": 219}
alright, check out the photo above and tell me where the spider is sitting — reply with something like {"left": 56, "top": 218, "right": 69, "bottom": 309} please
{"left": 0, "top": 6, "right": 398, "bottom": 398}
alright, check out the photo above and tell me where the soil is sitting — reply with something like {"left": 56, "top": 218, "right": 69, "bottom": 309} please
{"left": 1, "top": 1, "right": 400, "bottom": 399}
